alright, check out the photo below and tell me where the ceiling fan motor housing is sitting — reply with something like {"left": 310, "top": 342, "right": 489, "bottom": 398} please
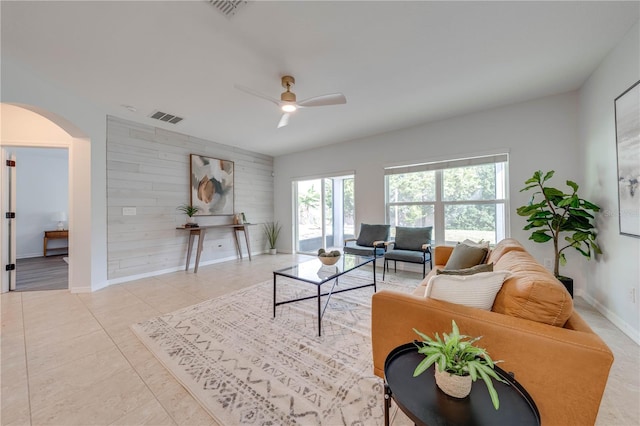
{"left": 281, "top": 91, "right": 296, "bottom": 102}
{"left": 281, "top": 75, "right": 296, "bottom": 102}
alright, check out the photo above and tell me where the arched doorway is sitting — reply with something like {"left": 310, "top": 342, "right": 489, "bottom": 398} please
{"left": 1, "top": 103, "right": 92, "bottom": 293}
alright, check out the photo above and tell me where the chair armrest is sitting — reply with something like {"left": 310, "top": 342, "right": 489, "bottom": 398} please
{"left": 421, "top": 243, "right": 431, "bottom": 252}
{"left": 371, "top": 290, "right": 613, "bottom": 426}
{"left": 344, "top": 238, "right": 357, "bottom": 245}
{"left": 372, "top": 240, "right": 387, "bottom": 248}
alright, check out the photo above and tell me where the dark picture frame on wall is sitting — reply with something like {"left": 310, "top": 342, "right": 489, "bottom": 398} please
{"left": 190, "top": 154, "right": 234, "bottom": 216}
{"left": 614, "top": 80, "right": 640, "bottom": 238}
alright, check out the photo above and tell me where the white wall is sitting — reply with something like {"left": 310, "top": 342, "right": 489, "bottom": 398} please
{"left": 275, "top": 91, "right": 588, "bottom": 283}
{"left": 2, "top": 56, "right": 108, "bottom": 291}
{"left": 579, "top": 21, "right": 640, "bottom": 343}
{"left": 14, "top": 148, "right": 69, "bottom": 258}
{"left": 1, "top": 103, "right": 92, "bottom": 293}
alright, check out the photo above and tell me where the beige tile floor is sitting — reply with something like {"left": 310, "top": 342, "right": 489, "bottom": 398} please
{"left": 1, "top": 254, "right": 638, "bottom": 425}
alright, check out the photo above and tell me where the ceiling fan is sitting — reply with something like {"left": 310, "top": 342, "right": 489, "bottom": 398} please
{"left": 235, "top": 76, "right": 347, "bottom": 128}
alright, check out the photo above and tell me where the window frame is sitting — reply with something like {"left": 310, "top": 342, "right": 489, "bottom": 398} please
{"left": 385, "top": 155, "right": 509, "bottom": 245}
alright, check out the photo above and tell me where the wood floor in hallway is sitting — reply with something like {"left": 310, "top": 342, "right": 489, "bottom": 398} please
{"left": 15, "top": 255, "right": 68, "bottom": 292}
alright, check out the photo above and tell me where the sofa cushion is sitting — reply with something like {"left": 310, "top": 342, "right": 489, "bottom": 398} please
{"left": 493, "top": 250, "right": 573, "bottom": 326}
{"left": 486, "top": 238, "right": 526, "bottom": 264}
{"left": 355, "top": 224, "right": 390, "bottom": 247}
{"left": 437, "top": 263, "right": 494, "bottom": 275}
{"left": 425, "top": 271, "right": 511, "bottom": 310}
{"left": 443, "top": 242, "right": 488, "bottom": 270}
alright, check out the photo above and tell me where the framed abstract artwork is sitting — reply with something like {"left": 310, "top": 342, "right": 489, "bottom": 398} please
{"left": 190, "top": 154, "right": 234, "bottom": 216}
{"left": 614, "top": 80, "right": 640, "bottom": 238}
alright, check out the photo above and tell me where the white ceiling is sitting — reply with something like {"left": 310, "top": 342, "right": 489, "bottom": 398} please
{"left": 2, "top": 1, "right": 638, "bottom": 157}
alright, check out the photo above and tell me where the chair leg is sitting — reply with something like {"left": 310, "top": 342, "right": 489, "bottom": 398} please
{"left": 383, "top": 259, "right": 386, "bottom": 280}
{"left": 394, "top": 260, "right": 397, "bottom": 273}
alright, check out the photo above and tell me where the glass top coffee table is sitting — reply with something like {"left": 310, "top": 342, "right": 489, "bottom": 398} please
{"left": 273, "top": 254, "right": 376, "bottom": 336}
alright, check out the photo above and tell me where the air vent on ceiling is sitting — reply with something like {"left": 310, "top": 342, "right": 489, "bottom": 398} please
{"left": 149, "top": 111, "right": 184, "bottom": 125}
{"left": 208, "top": 0, "right": 248, "bottom": 18}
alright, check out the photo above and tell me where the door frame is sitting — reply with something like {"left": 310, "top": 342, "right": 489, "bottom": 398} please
{"left": 1, "top": 103, "right": 92, "bottom": 293}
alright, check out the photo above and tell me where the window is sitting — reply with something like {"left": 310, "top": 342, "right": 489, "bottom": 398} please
{"left": 385, "top": 155, "right": 508, "bottom": 244}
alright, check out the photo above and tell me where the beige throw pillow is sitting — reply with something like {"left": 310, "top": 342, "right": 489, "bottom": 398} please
{"left": 425, "top": 271, "right": 511, "bottom": 310}
{"left": 443, "top": 242, "right": 489, "bottom": 270}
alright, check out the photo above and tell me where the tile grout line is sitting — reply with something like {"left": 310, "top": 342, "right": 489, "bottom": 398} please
{"left": 76, "top": 286, "right": 180, "bottom": 426}
{"left": 19, "top": 292, "right": 34, "bottom": 426}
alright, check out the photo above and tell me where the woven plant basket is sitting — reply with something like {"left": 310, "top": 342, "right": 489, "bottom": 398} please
{"left": 434, "top": 368, "right": 472, "bottom": 398}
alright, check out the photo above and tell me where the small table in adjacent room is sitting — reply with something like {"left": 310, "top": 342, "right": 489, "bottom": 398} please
{"left": 383, "top": 342, "right": 540, "bottom": 426}
{"left": 43, "top": 230, "right": 69, "bottom": 256}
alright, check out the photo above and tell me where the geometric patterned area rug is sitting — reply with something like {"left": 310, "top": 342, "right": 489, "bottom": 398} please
{"left": 131, "top": 273, "right": 414, "bottom": 425}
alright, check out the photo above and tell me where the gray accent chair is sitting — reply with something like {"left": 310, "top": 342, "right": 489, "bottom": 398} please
{"left": 343, "top": 224, "right": 390, "bottom": 257}
{"left": 383, "top": 226, "right": 433, "bottom": 279}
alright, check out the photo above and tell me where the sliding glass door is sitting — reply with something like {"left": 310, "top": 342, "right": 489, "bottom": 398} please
{"left": 294, "top": 175, "right": 354, "bottom": 255}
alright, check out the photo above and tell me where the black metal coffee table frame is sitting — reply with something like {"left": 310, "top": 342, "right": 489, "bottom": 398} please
{"left": 384, "top": 342, "right": 540, "bottom": 426}
{"left": 273, "top": 255, "right": 376, "bottom": 336}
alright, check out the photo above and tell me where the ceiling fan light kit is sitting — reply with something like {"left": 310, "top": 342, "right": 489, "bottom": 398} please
{"left": 235, "top": 75, "right": 347, "bottom": 128}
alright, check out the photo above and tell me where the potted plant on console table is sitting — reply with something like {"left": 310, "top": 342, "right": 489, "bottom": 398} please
{"left": 177, "top": 204, "right": 200, "bottom": 227}
{"left": 516, "top": 170, "right": 602, "bottom": 297}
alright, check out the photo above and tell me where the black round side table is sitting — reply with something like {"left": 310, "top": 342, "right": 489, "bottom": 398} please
{"left": 383, "top": 342, "right": 540, "bottom": 426}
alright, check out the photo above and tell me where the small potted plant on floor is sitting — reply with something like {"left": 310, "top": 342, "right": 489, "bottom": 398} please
{"left": 516, "top": 170, "right": 602, "bottom": 296}
{"left": 177, "top": 204, "right": 200, "bottom": 227}
{"left": 263, "top": 221, "right": 281, "bottom": 254}
{"left": 413, "top": 320, "right": 505, "bottom": 410}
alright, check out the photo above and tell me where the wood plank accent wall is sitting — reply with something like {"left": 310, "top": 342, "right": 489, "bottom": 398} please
{"left": 106, "top": 116, "right": 274, "bottom": 280}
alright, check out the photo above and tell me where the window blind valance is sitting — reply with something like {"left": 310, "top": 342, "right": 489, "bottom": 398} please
{"left": 384, "top": 154, "right": 508, "bottom": 176}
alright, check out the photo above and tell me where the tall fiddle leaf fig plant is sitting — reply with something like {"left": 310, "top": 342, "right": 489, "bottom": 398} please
{"left": 516, "top": 170, "right": 602, "bottom": 277}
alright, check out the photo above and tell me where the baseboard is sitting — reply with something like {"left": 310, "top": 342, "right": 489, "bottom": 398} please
{"left": 70, "top": 286, "right": 93, "bottom": 293}
{"left": 17, "top": 252, "right": 47, "bottom": 259}
{"left": 106, "top": 254, "right": 242, "bottom": 286}
{"left": 581, "top": 292, "right": 640, "bottom": 345}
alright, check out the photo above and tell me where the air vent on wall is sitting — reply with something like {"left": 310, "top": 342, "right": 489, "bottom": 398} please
{"left": 149, "top": 111, "right": 184, "bottom": 125}
{"left": 208, "top": 0, "right": 248, "bottom": 18}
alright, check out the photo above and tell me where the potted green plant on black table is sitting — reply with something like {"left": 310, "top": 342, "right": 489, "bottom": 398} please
{"left": 413, "top": 320, "right": 505, "bottom": 410}
{"left": 516, "top": 170, "right": 602, "bottom": 296}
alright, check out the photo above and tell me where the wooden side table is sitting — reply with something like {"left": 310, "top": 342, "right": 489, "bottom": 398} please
{"left": 43, "top": 230, "right": 69, "bottom": 256}
{"left": 383, "top": 342, "right": 540, "bottom": 426}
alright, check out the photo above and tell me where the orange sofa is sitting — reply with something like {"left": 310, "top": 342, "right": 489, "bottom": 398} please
{"left": 372, "top": 238, "right": 613, "bottom": 426}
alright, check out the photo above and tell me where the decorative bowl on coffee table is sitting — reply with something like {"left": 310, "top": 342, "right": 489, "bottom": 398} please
{"left": 318, "top": 255, "right": 341, "bottom": 265}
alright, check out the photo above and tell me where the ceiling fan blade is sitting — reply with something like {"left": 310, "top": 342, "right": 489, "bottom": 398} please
{"left": 277, "top": 113, "right": 290, "bottom": 129}
{"left": 234, "top": 84, "right": 281, "bottom": 106}
{"left": 297, "top": 93, "right": 347, "bottom": 108}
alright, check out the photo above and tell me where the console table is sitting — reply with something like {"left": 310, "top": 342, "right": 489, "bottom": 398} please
{"left": 177, "top": 224, "right": 253, "bottom": 273}
{"left": 43, "top": 230, "right": 69, "bottom": 256}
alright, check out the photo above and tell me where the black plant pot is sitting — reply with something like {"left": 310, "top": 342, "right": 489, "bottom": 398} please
{"left": 557, "top": 276, "right": 573, "bottom": 298}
